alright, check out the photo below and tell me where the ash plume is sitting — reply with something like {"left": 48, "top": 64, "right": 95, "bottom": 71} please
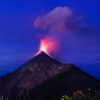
{"left": 33, "top": 6, "right": 100, "bottom": 63}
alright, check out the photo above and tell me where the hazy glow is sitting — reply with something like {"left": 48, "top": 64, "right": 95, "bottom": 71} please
{"left": 39, "top": 37, "right": 58, "bottom": 55}
{"left": 40, "top": 39, "right": 48, "bottom": 53}
{"left": 34, "top": 37, "right": 57, "bottom": 57}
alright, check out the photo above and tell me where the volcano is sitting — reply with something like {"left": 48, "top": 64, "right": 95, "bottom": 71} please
{"left": 0, "top": 51, "right": 100, "bottom": 100}
{"left": 0, "top": 51, "right": 64, "bottom": 99}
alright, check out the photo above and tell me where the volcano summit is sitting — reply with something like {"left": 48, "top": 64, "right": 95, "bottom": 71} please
{"left": 0, "top": 51, "right": 100, "bottom": 100}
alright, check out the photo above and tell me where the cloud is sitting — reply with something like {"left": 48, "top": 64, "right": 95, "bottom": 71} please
{"left": 34, "top": 6, "right": 100, "bottom": 35}
{"left": 34, "top": 7, "right": 73, "bottom": 32}
{"left": 34, "top": 7, "right": 85, "bottom": 33}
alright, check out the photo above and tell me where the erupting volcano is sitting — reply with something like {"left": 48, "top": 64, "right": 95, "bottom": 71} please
{"left": 0, "top": 40, "right": 100, "bottom": 100}
{"left": 0, "top": 50, "right": 62, "bottom": 100}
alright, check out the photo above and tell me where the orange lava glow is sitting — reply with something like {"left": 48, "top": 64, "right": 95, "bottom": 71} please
{"left": 40, "top": 39, "right": 48, "bottom": 53}
{"left": 39, "top": 37, "right": 58, "bottom": 54}
{"left": 34, "top": 37, "right": 58, "bottom": 57}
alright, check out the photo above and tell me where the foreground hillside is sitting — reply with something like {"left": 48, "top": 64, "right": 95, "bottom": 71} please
{"left": 17, "top": 65, "right": 100, "bottom": 100}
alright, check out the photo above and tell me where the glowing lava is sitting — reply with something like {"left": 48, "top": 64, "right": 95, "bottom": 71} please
{"left": 34, "top": 37, "right": 58, "bottom": 57}
{"left": 39, "top": 37, "right": 58, "bottom": 54}
{"left": 40, "top": 39, "right": 48, "bottom": 53}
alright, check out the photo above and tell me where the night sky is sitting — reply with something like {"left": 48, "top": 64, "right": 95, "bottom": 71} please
{"left": 0, "top": 0, "right": 100, "bottom": 79}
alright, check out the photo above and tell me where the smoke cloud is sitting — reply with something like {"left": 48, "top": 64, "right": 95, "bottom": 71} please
{"left": 34, "top": 7, "right": 85, "bottom": 33}
{"left": 34, "top": 6, "right": 100, "bottom": 62}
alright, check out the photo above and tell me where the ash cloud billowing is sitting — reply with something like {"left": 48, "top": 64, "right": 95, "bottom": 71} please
{"left": 34, "top": 7, "right": 84, "bottom": 33}
{"left": 34, "top": 6, "right": 100, "bottom": 62}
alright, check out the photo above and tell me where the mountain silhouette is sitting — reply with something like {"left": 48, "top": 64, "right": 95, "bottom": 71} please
{"left": 0, "top": 51, "right": 100, "bottom": 100}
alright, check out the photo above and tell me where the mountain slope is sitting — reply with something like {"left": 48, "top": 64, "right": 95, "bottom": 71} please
{"left": 0, "top": 52, "right": 67, "bottom": 100}
{"left": 0, "top": 51, "right": 100, "bottom": 100}
{"left": 18, "top": 65, "right": 100, "bottom": 100}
